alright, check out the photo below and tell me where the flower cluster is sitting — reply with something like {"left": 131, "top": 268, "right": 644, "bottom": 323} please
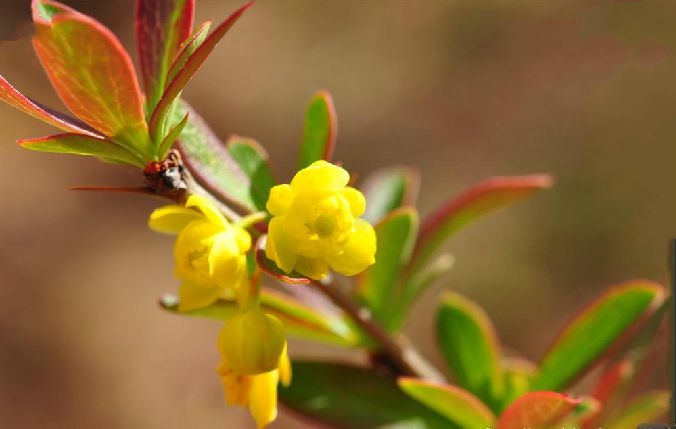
{"left": 149, "top": 162, "right": 376, "bottom": 428}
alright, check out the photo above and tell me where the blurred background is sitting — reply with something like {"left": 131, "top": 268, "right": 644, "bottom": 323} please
{"left": 0, "top": 0, "right": 673, "bottom": 427}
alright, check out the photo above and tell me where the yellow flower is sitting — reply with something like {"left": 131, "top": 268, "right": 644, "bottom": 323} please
{"left": 217, "top": 343, "right": 292, "bottom": 429}
{"left": 149, "top": 194, "right": 251, "bottom": 311}
{"left": 265, "top": 160, "right": 376, "bottom": 280}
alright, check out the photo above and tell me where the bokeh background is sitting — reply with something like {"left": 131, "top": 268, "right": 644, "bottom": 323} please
{"left": 0, "top": 0, "right": 673, "bottom": 427}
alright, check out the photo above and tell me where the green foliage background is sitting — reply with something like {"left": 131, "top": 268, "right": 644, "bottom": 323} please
{"left": 0, "top": 0, "right": 672, "bottom": 427}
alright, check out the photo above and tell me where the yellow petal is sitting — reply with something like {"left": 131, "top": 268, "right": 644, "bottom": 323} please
{"left": 209, "top": 230, "right": 244, "bottom": 283}
{"left": 249, "top": 370, "right": 279, "bottom": 429}
{"left": 186, "top": 194, "right": 229, "bottom": 228}
{"left": 340, "top": 186, "right": 366, "bottom": 217}
{"left": 266, "top": 217, "right": 297, "bottom": 273}
{"left": 278, "top": 344, "right": 292, "bottom": 387}
{"left": 327, "top": 219, "right": 376, "bottom": 276}
{"left": 294, "top": 255, "right": 329, "bottom": 280}
{"left": 266, "top": 184, "right": 293, "bottom": 216}
{"left": 177, "top": 281, "right": 221, "bottom": 311}
{"left": 290, "top": 160, "right": 349, "bottom": 192}
{"left": 148, "top": 205, "right": 202, "bottom": 234}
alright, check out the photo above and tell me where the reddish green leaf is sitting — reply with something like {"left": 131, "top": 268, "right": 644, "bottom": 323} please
{"left": 497, "top": 391, "right": 581, "bottom": 429}
{"left": 159, "top": 288, "right": 360, "bottom": 346}
{"left": 297, "top": 90, "right": 337, "bottom": 170}
{"left": 437, "top": 292, "right": 504, "bottom": 411}
{"left": 136, "top": 0, "right": 194, "bottom": 113}
{"left": 0, "top": 74, "right": 101, "bottom": 137}
{"left": 361, "top": 166, "right": 420, "bottom": 224}
{"left": 410, "top": 175, "right": 553, "bottom": 273}
{"left": 603, "top": 391, "right": 670, "bottom": 428}
{"left": 398, "top": 378, "right": 496, "bottom": 429}
{"left": 357, "top": 207, "right": 418, "bottom": 330}
{"left": 226, "top": 135, "right": 276, "bottom": 212}
{"left": 532, "top": 280, "right": 666, "bottom": 391}
{"left": 166, "top": 20, "right": 212, "bottom": 89}
{"left": 32, "top": 0, "right": 151, "bottom": 158}
{"left": 279, "top": 361, "right": 456, "bottom": 429}
{"left": 19, "top": 133, "right": 145, "bottom": 167}
{"left": 175, "top": 101, "right": 257, "bottom": 212}
{"left": 581, "top": 360, "right": 633, "bottom": 429}
{"left": 149, "top": 1, "right": 252, "bottom": 143}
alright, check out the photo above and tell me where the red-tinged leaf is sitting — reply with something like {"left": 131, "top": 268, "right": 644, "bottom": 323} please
{"left": 255, "top": 236, "right": 310, "bottom": 285}
{"left": 361, "top": 166, "right": 420, "bottom": 225}
{"left": 398, "top": 378, "right": 496, "bottom": 429}
{"left": 581, "top": 360, "right": 633, "bottom": 429}
{"left": 497, "top": 391, "right": 581, "bottom": 429}
{"left": 603, "top": 390, "right": 670, "bottom": 428}
{"left": 175, "top": 101, "right": 257, "bottom": 212}
{"left": 19, "top": 133, "right": 145, "bottom": 167}
{"left": 32, "top": 0, "right": 151, "bottom": 158}
{"left": 410, "top": 175, "right": 553, "bottom": 273}
{"left": 166, "top": 20, "right": 212, "bottom": 88}
{"left": 0, "top": 74, "right": 101, "bottom": 137}
{"left": 532, "top": 280, "right": 666, "bottom": 391}
{"left": 136, "top": 0, "right": 194, "bottom": 113}
{"left": 297, "top": 90, "right": 337, "bottom": 170}
{"left": 149, "top": 1, "right": 252, "bottom": 143}
{"left": 436, "top": 292, "right": 504, "bottom": 411}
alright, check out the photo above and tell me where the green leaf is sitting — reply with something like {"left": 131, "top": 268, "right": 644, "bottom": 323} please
{"left": 361, "top": 166, "right": 420, "bottom": 225}
{"left": 135, "top": 0, "right": 194, "bottom": 114}
{"left": 226, "top": 135, "right": 276, "bottom": 212}
{"left": 297, "top": 90, "right": 337, "bottom": 170}
{"left": 603, "top": 391, "right": 670, "bottom": 428}
{"left": 19, "top": 133, "right": 145, "bottom": 167}
{"left": 409, "top": 175, "right": 553, "bottom": 275}
{"left": 157, "top": 111, "right": 189, "bottom": 158}
{"left": 436, "top": 292, "right": 503, "bottom": 410}
{"left": 0, "top": 74, "right": 102, "bottom": 138}
{"left": 279, "top": 361, "right": 456, "bottom": 429}
{"left": 357, "top": 207, "right": 418, "bottom": 329}
{"left": 496, "top": 391, "right": 582, "bottom": 429}
{"left": 398, "top": 378, "right": 496, "bottom": 429}
{"left": 175, "top": 101, "right": 257, "bottom": 212}
{"left": 532, "top": 280, "right": 666, "bottom": 391}
{"left": 32, "top": 0, "right": 151, "bottom": 159}
{"left": 149, "top": 1, "right": 252, "bottom": 144}
{"left": 159, "top": 288, "right": 362, "bottom": 347}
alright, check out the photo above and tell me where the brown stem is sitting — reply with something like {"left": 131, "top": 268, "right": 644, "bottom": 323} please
{"left": 309, "top": 278, "right": 446, "bottom": 383}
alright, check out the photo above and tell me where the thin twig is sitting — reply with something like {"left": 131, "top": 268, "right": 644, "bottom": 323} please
{"left": 309, "top": 278, "right": 446, "bottom": 383}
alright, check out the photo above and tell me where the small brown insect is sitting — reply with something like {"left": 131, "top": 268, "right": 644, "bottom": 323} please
{"left": 143, "top": 149, "right": 188, "bottom": 197}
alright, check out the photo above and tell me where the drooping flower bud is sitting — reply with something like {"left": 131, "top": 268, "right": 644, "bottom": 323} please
{"left": 218, "top": 308, "right": 286, "bottom": 375}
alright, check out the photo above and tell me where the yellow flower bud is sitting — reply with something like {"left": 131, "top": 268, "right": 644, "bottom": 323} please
{"left": 148, "top": 194, "right": 251, "bottom": 311}
{"left": 218, "top": 309, "right": 286, "bottom": 375}
{"left": 265, "top": 160, "right": 377, "bottom": 280}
